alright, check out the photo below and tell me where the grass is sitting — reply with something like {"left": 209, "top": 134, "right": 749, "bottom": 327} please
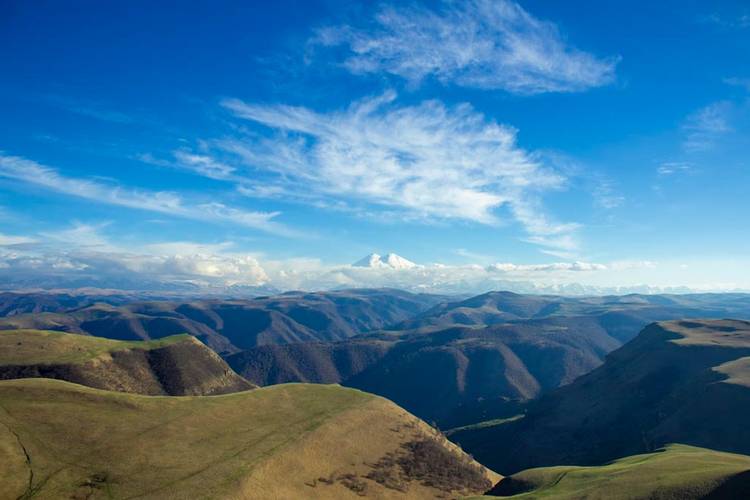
{"left": 444, "top": 415, "right": 524, "bottom": 436}
{"left": 661, "top": 319, "right": 750, "bottom": 348}
{"left": 0, "top": 378, "right": 374, "bottom": 498}
{"left": 472, "top": 444, "right": 750, "bottom": 499}
{"left": 0, "top": 329, "right": 190, "bottom": 365}
{"left": 0, "top": 378, "right": 498, "bottom": 498}
{"left": 714, "top": 356, "right": 750, "bottom": 388}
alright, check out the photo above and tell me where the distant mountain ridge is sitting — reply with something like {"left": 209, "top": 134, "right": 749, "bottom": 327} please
{"left": 0, "top": 289, "right": 443, "bottom": 354}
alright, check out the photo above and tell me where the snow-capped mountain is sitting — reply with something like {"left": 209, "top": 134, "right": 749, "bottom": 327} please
{"left": 352, "top": 253, "right": 418, "bottom": 270}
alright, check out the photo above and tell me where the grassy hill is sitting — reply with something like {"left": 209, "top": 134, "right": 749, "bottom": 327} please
{"left": 0, "top": 289, "right": 443, "bottom": 354}
{"left": 451, "top": 319, "right": 750, "bottom": 474}
{"left": 479, "top": 444, "right": 750, "bottom": 499}
{"left": 0, "top": 379, "right": 499, "bottom": 499}
{"left": 0, "top": 329, "right": 254, "bottom": 395}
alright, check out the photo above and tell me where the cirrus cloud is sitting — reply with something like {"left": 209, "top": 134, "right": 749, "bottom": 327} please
{"left": 221, "top": 91, "right": 579, "bottom": 253}
{"left": 310, "top": 0, "right": 619, "bottom": 94}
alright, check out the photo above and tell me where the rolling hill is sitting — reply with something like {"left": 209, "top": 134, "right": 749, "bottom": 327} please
{"left": 0, "top": 329, "right": 254, "bottom": 395}
{"left": 483, "top": 444, "right": 750, "bottom": 499}
{"left": 0, "top": 289, "right": 443, "bottom": 354}
{"left": 451, "top": 319, "right": 750, "bottom": 474}
{"left": 0, "top": 379, "right": 499, "bottom": 499}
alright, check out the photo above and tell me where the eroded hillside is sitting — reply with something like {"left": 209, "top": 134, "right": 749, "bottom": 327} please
{"left": 0, "top": 329, "right": 254, "bottom": 395}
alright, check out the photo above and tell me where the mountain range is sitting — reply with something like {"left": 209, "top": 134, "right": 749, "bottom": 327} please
{"left": 4, "top": 289, "right": 750, "bottom": 498}
{"left": 0, "top": 288, "right": 443, "bottom": 354}
{"left": 226, "top": 290, "right": 750, "bottom": 424}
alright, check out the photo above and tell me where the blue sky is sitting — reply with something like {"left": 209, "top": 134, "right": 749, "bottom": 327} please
{"left": 1, "top": 0, "right": 749, "bottom": 293}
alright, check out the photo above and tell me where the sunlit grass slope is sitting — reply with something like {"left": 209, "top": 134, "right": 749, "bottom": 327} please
{"left": 0, "top": 379, "right": 499, "bottom": 499}
{"left": 478, "top": 444, "right": 750, "bottom": 499}
{"left": 0, "top": 329, "right": 254, "bottom": 395}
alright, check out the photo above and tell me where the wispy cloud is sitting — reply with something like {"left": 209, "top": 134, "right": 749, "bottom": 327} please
{"left": 310, "top": 0, "right": 618, "bottom": 94}
{"left": 140, "top": 150, "right": 237, "bottom": 181}
{"left": 657, "top": 162, "right": 694, "bottom": 176}
{"left": 682, "top": 101, "right": 733, "bottom": 152}
{"left": 591, "top": 177, "right": 624, "bottom": 209}
{"left": 221, "top": 92, "right": 579, "bottom": 254}
{"left": 724, "top": 77, "right": 750, "bottom": 92}
{"left": 702, "top": 12, "right": 750, "bottom": 30}
{"left": 0, "top": 233, "right": 37, "bottom": 246}
{"left": 0, "top": 153, "right": 295, "bottom": 236}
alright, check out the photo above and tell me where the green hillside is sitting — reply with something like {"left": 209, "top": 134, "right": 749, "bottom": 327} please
{"left": 0, "top": 328, "right": 187, "bottom": 364}
{"left": 479, "top": 444, "right": 750, "bottom": 499}
{"left": 0, "top": 378, "right": 499, "bottom": 499}
{"left": 0, "top": 329, "right": 255, "bottom": 396}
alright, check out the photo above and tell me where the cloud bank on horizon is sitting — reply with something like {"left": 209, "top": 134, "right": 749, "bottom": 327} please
{"left": 1, "top": 0, "right": 749, "bottom": 293}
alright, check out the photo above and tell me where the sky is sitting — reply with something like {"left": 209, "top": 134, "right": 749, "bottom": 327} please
{"left": 0, "top": 0, "right": 749, "bottom": 294}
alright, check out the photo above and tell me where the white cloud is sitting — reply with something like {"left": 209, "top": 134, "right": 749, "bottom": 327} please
{"left": 487, "top": 261, "right": 607, "bottom": 272}
{"left": 0, "top": 153, "right": 294, "bottom": 236}
{"left": 657, "top": 162, "right": 694, "bottom": 175}
{"left": 222, "top": 92, "right": 578, "bottom": 253}
{"left": 172, "top": 151, "right": 235, "bottom": 180}
{"left": 0, "top": 233, "right": 37, "bottom": 246}
{"left": 591, "top": 178, "right": 625, "bottom": 209}
{"left": 1, "top": 233, "right": 747, "bottom": 294}
{"left": 682, "top": 101, "right": 733, "bottom": 152}
{"left": 311, "top": 0, "right": 618, "bottom": 94}
{"left": 0, "top": 223, "right": 270, "bottom": 290}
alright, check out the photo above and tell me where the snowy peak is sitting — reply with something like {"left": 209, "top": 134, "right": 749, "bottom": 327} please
{"left": 353, "top": 253, "right": 384, "bottom": 268}
{"left": 352, "top": 253, "right": 417, "bottom": 269}
{"left": 383, "top": 253, "right": 417, "bottom": 269}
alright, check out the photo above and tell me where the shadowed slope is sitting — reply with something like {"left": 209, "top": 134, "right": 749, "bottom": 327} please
{"left": 0, "top": 329, "right": 254, "bottom": 395}
{"left": 227, "top": 316, "right": 625, "bottom": 425}
{"left": 0, "top": 379, "right": 499, "bottom": 499}
{"left": 451, "top": 319, "right": 750, "bottom": 474}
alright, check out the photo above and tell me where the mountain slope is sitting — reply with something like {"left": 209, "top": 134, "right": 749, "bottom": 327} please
{"left": 452, "top": 319, "right": 750, "bottom": 474}
{"left": 0, "top": 379, "right": 499, "bottom": 499}
{"left": 0, "top": 289, "right": 443, "bottom": 354}
{"left": 227, "top": 315, "right": 623, "bottom": 425}
{"left": 484, "top": 444, "right": 750, "bottom": 499}
{"left": 0, "top": 329, "right": 254, "bottom": 395}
